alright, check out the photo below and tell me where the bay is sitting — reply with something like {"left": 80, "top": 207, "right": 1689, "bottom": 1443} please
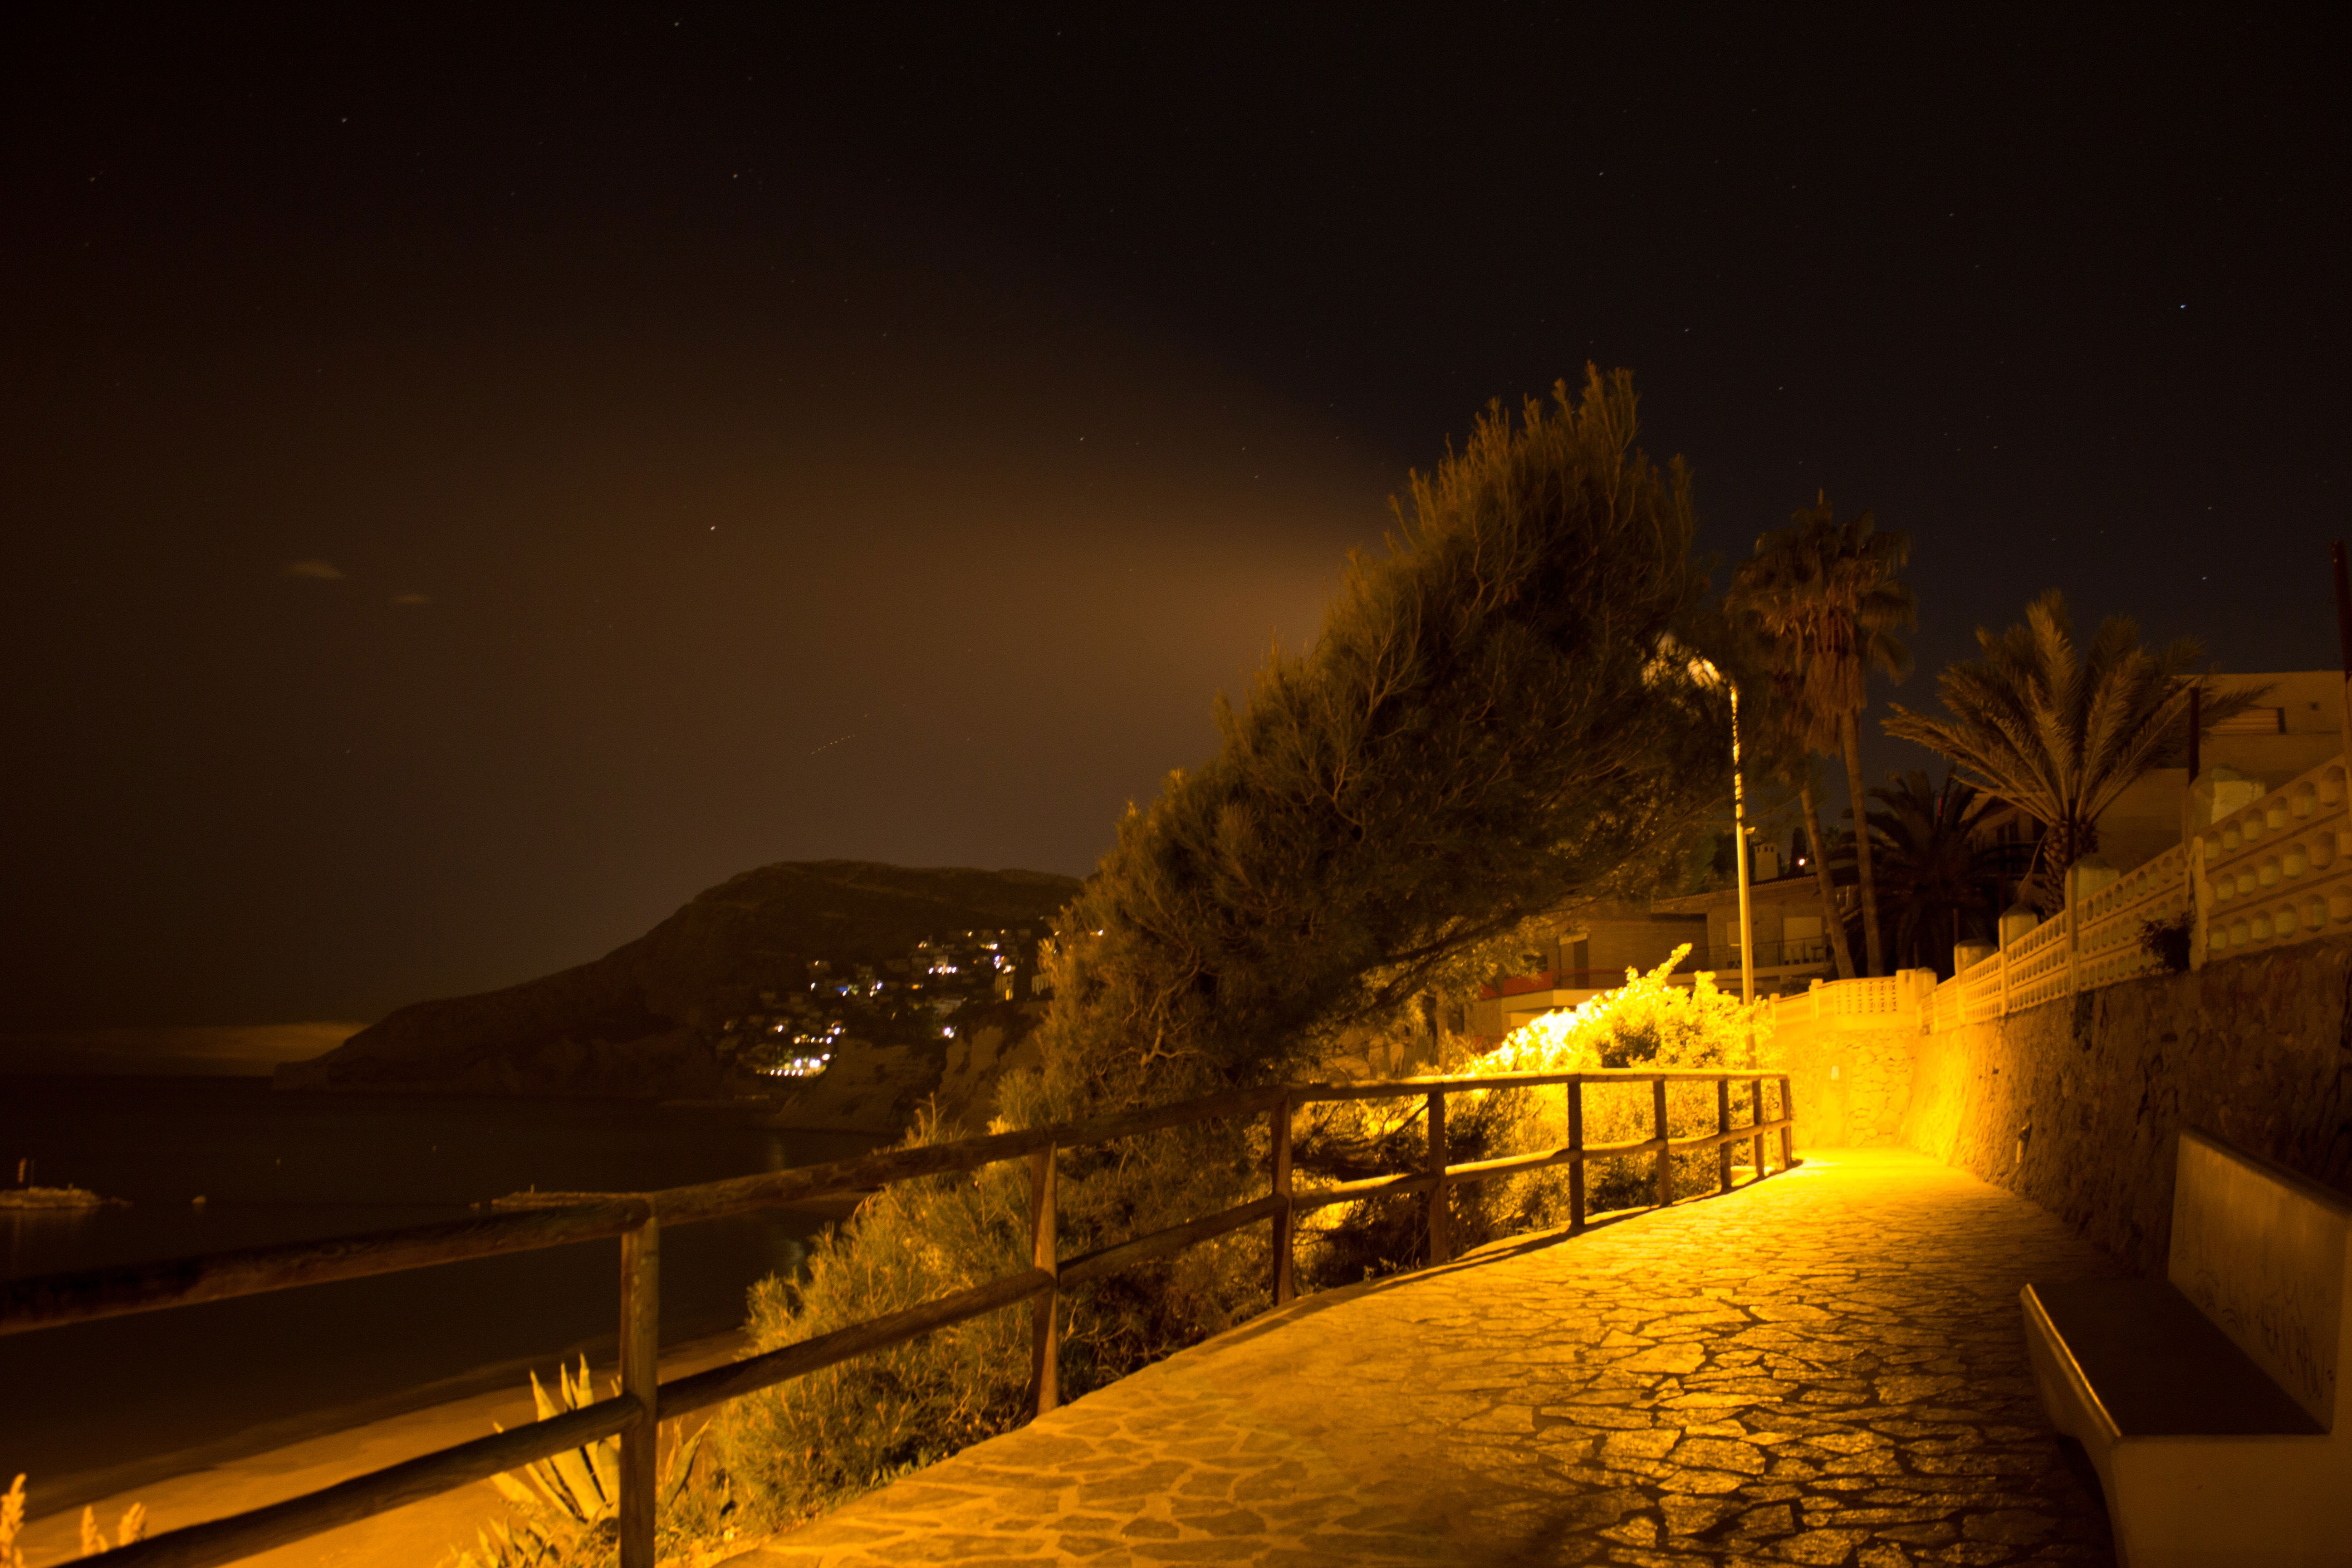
{"left": 0, "top": 1075, "right": 874, "bottom": 1510}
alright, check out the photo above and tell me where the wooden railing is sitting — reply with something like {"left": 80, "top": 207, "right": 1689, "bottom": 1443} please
{"left": 0, "top": 1068, "right": 1794, "bottom": 1568}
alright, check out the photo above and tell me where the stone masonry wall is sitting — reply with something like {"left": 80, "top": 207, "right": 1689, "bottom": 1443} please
{"left": 1902, "top": 935, "right": 2352, "bottom": 1273}
{"left": 1765, "top": 1016, "right": 1916, "bottom": 1148}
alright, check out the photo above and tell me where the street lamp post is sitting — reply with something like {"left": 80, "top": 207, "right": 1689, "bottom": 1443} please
{"left": 1730, "top": 684, "right": 1755, "bottom": 1005}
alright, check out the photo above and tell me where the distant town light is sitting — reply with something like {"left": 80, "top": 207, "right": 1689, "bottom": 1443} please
{"left": 761, "top": 1050, "right": 834, "bottom": 1079}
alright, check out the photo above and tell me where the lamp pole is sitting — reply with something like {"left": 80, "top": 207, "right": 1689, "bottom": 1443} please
{"left": 1731, "top": 684, "right": 1755, "bottom": 1005}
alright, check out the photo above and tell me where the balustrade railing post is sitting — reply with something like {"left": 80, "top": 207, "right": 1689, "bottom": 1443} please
{"left": 1269, "top": 1092, "right": 1294, "bottom": 1305}
{"left": 1651, "top": 1077, "right": 1671, "bottom": 1208}
{"left": 1715, "top": 1077, "right": 1733, "bottom": 1193}
{"left": 617, "top": 1215, "right": 659, "bottom": 1568}
{"left": 1567, "top": 1077, "right": 1586, "bottom": 1232}
{"left": 1425, "top": 1089, "right": 1449, "bottom": 1264}
{"left": 1750, "top": 1075, "right": 1767, "bottom": 1177}
{"left": 1028, "top": 1145, "right": 1059, "bottom": 1416}
{"left": 1779, "top": 1075, "right": 1797, "bottom": 1168}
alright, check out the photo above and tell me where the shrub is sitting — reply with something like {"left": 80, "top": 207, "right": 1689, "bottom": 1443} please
{"left": 709, "top": 1107, "right": 1038, "bottom": 1530}
{"left": 2140, "top": 912, "right": 2191, "bottom": 974}
{"left": 1295, "top": 948, "right": 1769, "bottom": 1287}
{"left": 0, "top": 1477, "right": 147, "bottom": 1565}
{"left": 455, "top": 1359, "right": 714, "bottom": 1568}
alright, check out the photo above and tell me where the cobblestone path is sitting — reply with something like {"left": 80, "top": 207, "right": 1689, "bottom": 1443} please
{"left": 741, "top": 1149, "right": 2125, "bottom": 1567}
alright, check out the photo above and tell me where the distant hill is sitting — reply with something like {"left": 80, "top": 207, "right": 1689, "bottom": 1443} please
{"left": 278, "top": 862, "right": 1079, "bottom": 1122}
{"left": 0, "top": 1023, "right": 363, "bottom": 1078}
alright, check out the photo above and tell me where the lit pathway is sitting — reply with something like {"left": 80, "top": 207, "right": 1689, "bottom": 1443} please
{"left": 742, "top": 1149, "right": 2123, "bottom": 1568}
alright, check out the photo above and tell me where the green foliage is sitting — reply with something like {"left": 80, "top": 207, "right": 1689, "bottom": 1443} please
{"left": 1484, "top": 946, "right": 1759, "bottom": 1072}
{"left": 1296, "top": 949, "right": 1769, "bottom": 1285}
{"left": 1883, "top": 589, "right": 2260, "bottom": 891}
{"left": 455, "top": 1360, "right": 712, "bottom": 1568}
{"left": 1865, "top": 770, "right": 1999, "bottom": 975}
{"left": 706, "top": 1107, "right": 1038, "bottom": 1530}
{"left": 1002, "top": 367, "right": 1733, "bottom": 1383}
{"left": 2140, "top": 912, "right": 2192, "bottom": 974}
{"left": 1726, "top": 497, "right": 1915, "bottom": 755}
{"left": 1034, "top": 368, "right": 1728, "bottom": 1119}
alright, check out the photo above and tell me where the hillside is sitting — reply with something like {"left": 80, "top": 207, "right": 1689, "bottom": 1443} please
{"left": 277, "top": 862, "right": 1079, "bottom": 1127}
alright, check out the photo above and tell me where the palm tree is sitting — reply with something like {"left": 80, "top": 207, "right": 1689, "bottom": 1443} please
{"left": 1728, "top": 495, "right": 1915, "bottom": 977}
{"left": 1865, "top": 771, "right": 1999, "bottom": 975}
{"left": 1746, "top": 692, "right": 1859, "bottom": 980}
{"left": 1883, "top": 590, "right": 2259, "bottom": 897}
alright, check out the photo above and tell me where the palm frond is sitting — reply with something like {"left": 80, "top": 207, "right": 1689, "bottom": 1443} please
{"left": 1882, "top": 588, "right": 2259, "bottom": 874}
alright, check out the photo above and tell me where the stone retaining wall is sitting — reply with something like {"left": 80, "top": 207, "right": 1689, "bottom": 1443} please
{"left": 1765, "top": 1017, "right": 1916, "bottom": 1147}
{"left": 1901, "top": 935, "right": 2352, "bottom": 1273}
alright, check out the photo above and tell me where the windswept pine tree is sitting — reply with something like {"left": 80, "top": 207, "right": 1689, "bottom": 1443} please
{"left": 1030, "top": 366, "right": 1736, "bottom": 1115}
{"left": 716, "top": 367, "right": 1745, "bottom": 1524}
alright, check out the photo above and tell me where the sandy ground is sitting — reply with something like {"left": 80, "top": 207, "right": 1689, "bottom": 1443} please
{"left": 14, "top": 1331, "right": 749, "bottom": 1568}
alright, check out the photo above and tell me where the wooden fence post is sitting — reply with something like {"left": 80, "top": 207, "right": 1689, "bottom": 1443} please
{"left": 1425, "top": 1090, "right": 1449, "bottom": 1265}
{"left": 1750, "top": 1075, "right": 1767, "bottom": 1178}
{"left": 1029, "top": 1146, "right": 1059, "bottom": 1416}
{"left": 617, "top": 1216, "right": 659, "bottom": 1568}
{"left": 1715, "top": 1078, "right": 1733, "bottom": 1193}
{"left": 1269, "top": 1093, "right": 1294, "bottom": 1305}
{"left": 1651, "top": 1078, "right": 1672, "bottom": 1208}
{"left": 1779, "top": 1075, "right": 1797, "bottom": 1169}
{"left": 1567, "top": 1077, "right": 1586, "bottom": 1232}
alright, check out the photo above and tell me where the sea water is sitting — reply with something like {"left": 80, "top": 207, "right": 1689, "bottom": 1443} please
{"left": 0, "top": 1076, "right": 875, "bottom": 1507}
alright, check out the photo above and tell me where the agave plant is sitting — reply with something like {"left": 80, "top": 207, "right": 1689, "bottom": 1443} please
{"left": 457, "top": 1358, "right": 705, "bottom": 1568}
{"left": 0, "top": 1476, "right": 147, "bottom": 1565}
{"left": 2, "top": 1476, "right": 22, "bottom": 1568}
{"left": 79, "top": 1504, "right": 148, "bottom": 1556}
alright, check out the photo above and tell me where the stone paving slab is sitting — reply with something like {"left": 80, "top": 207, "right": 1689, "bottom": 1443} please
{"left": 739, "top": 1149, "right": 2124, "bottom": 1567}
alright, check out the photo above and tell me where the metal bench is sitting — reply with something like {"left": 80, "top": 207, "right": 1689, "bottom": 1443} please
{"left": 2021, "top": 1128, "right": 2351, "bottom": 1567}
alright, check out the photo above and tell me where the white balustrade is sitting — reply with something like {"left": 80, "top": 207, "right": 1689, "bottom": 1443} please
{"left": 1922, "top": 753, "right": 2352, "bottom": 1036}
{"left": 2194, "top": 756, "right": 2352, "bottom": 965}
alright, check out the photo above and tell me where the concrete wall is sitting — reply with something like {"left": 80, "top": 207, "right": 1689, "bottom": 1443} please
{"left": 1902, "top": 935, "right": 2352, "bottom": 1274}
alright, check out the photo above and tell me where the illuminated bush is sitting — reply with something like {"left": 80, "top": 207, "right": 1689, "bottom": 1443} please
{"left": 1297, "top": 948, "right": 1769, "bottom": 1287}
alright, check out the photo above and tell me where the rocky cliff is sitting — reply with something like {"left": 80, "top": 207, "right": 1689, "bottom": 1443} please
{"left": 277, "top": 861, "right": 1078, "bottom": 1128}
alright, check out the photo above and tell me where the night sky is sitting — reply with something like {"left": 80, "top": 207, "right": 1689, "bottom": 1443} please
{"left": 4, "top": 7, "right": 2344, "bottom": 1029}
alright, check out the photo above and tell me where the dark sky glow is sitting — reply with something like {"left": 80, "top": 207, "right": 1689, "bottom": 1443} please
{"left": 3, "top": 8, "right": 2345, "bottom": 1026}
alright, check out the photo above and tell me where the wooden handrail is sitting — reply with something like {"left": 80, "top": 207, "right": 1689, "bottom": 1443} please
{"left": 93, "top": 1393, "right": 647, "bottom": 1568}
{"left": 0, "top": 1197, "right": 654, "bottom": 1337}
{"left": 22, "top": 1069, "right": 1791, "bottom": 1567}
{"left": 642, "top": 1083, "right": 1279, "bottom": 1226}
{"left": 656, "top": 1269, "right": 1058, "bottom": 1419}
{"left": 1291, "top": 1066, "right": 1783, "bottom": 1102}
{"left": 1059, "top": 1194, "right": 1289, "bottom": 1289}
{"left": 1287, "top": 1114, "right": 1796, "bottom": 1213}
